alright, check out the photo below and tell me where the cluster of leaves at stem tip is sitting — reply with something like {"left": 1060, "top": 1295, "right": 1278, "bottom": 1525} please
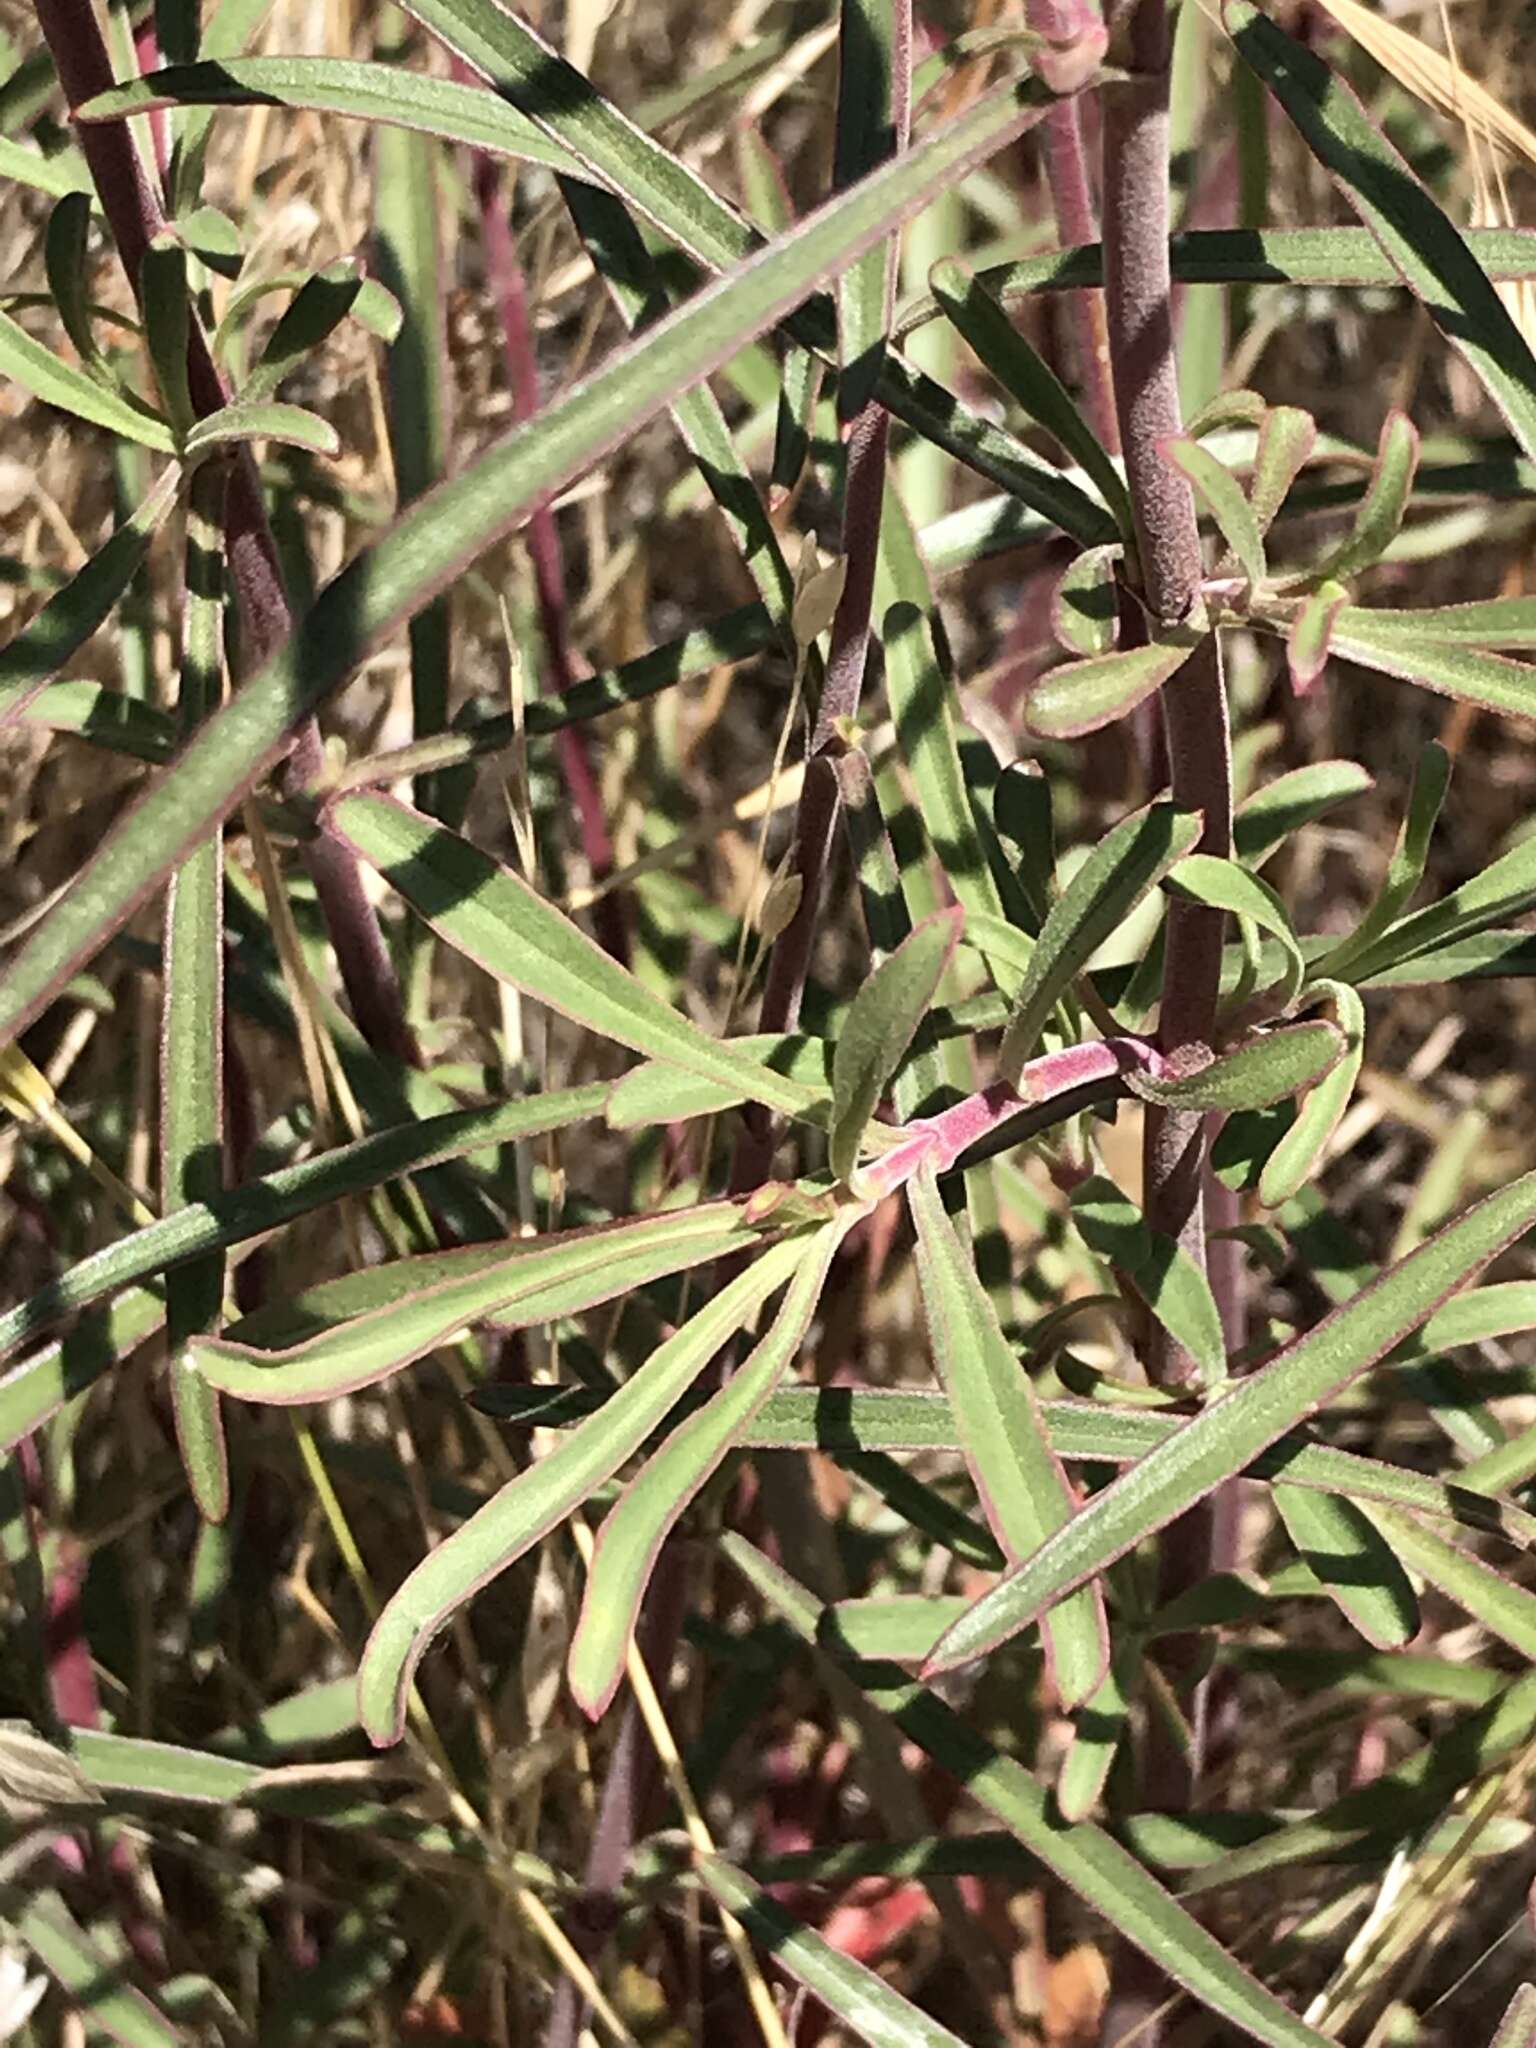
{"left": 7, "top": 0, "right": 1536, "bottom": 2039}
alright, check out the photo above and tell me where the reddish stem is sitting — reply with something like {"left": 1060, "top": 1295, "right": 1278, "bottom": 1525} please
{"left": 1026, "top": 0, "right": 1119, "bottom": 454}
{"left": 470, "top": 143, "right": 625, "bottom": 960}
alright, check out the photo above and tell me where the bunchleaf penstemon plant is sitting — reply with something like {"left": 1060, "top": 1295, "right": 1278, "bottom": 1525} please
{"left": 6, "top": 0, "right": 1536, "bottom": 2037}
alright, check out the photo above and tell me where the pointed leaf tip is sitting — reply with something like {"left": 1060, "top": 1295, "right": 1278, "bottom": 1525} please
{"left": 829, "top": 907, "right": 962, "bottom": 1181}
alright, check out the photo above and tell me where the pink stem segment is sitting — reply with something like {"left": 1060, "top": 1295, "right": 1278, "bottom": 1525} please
{"left": 862, "top": 1035, "right": 1165, "bottom": 1199}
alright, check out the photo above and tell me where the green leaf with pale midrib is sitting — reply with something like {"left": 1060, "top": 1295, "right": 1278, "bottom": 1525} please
{"left": 79, "top": 57, "right": 580, "bottom": 173}
{"left": 356, "top": 1234, "right": 814, "bottom": 1744}
{"left": 471, "top": 1379, "right": 1536, "bottom": 1544}
{"left": 892, "top": 227, "right": 1536, "bottom": 338}
{"left": 331, "top": 791, "right": 818, "bottom": 1115}
{"left": 193, "top": 1207, "right": 760, "bottom": 1404}
{"left": 910, "top": 1167, "right": 1108, "bottom": 1707}
{"left": 928, "top": 1167, "right": 1536, "bottom": 1672}
{"left": 830, "top": 911, "right": 960, "bottom": 1180}
{"left": 0, "top": 61, "right": 1061, "bottom": 1056}
{"left": 0, "top": 1085, "right": 608, "bottom": 1369}
{"left": 566, "top": 1224, "right": 843, "bottom": 1717}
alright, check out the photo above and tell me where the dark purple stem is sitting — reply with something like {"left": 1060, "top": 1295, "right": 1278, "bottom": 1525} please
{"left": 35, "top": 0, "right": 417, "bottom": 1068}
{"left": 1102, "top": 0, "right": 1231, "bottom": 1386}
{"left": 1095, "top": 11, "right": 1231, "bottom": 2034}
{"left": 1026, "top": 0, "right": 1119, "bottom": 453}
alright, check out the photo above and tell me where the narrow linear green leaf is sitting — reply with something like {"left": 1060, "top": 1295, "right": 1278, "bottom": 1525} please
{"left": 477, "top": 1382, "right": 1536, "bottom": 1546}
{"left": 928, "top": 1167, "right": 1536, "bottom": 1672}
{"left": 183, "top": 400, "right": 341, "bottom": 458}
{"left": 831, "top": 909, "right": 961, "bottom": 1180}
{"left": 1168, "top": 436, "right": 1266, "bottom": 589}
{"left": 1249, "top": 404, "right": 1317, "bottom": 533}
{"left": 998, "top": 801, "right": 1201, "bottom": 1079}
{"left": 1331, "top": 596, "right": 1536, "bottom": 648}
{"left": 1272, "top": 1485, "right": 1418, "bottom": 1648}
{"left": 1164, "top": 852, "right": 1304, "bottom": 1004}
{"left": 1179, "top": 1667, "right": 1536, "bottom": 1895}
{"left": 0, "top": 303, "right": 173, "bottom": 450}
{"left": 833, "top": 0, "right": 906, "bottom": 420}
{"left": 1334, "top": 799, "right": 1536, "bottom": 982}
{"left": 193, "top": 1206, "right": 759, "bottom": 1404}
{"left": 330, "top": 792, "right": 816, "bottom": 1114}
{"left": 44, "top": 190, "right": 106, "bottom": 373}
{"left": 356, "top": 1235, "right": 813, "bottom": 1744}
{"left": 1052, "top": 545, "right": 1121, "bottom": 659}
{"left": 1068, "top": 1176, "right": 1225, "bottom": 1384}
{"left": 1319, "top": 741, "right": 1450, "bottom": 978}
{"left": 882, "top": 602, "right": 1007, "bottom": 932}
{"left": 1127, "top": 1021, "right": 1346, "bottom": 1113}
{"left": 141, "top": 236, "right": 194, "bottom": 441}
{"left": 1225, "top": 0, "right": 1536, "bottom": 465}
{"left": 0, "top": 466, "right": 181, "bottom": 726}
{"left": 696, "top": 1853, "right": 971, "bottom": 2048}
{"left": 1258, "top": 984, "right": 1364, "bottom": 1206}
{"left": 929, "top": 257, "right": 1131, "bottom": 537}
{"left": 567, "top": 1223, "right": 844, "bottom": 1717}
{"left": 1056, "top": 1643, "right": 1140, "bottom": 1822}
{"left": 162, "top": 464, "right": 229, "bottom": 1522}
{"left": 79, "top": 58, "right": 581, "bottom": 174}
{"left": 910, "top": 1167, "right": 1107, "bottom": 1707}
{"left": 1360, "top": 1505, "right": 1536, "bottom": 1660}
{"left": 0, "top": 134, "right": 94, "bottom": 201}
{"left": 1317, "top": 614, "right": 1536, "bottom": 727}
{"left": 243, "top": 261, "right": 387, "bottom": 401}
{"left": 890, "top": 229, "right": 1536, "bottom": 339}
{"left": 0, "top": 63, "right": 1062, "bottom": 1056}
{"left": 17, "top": 678, "right": 177, "bottom": 762}
{"left": 1286, "top": 578, "right": 1346, "bottom": 694}
{"left": 0, "top": 1086, "right": 609, "bottom": 1370}
{"left": 607, "top": 1034, "right": 835, "bottom": 1132}
{"left": 1234, "top": 760, "right": 1373, "bottom": 866}
{"left": 1316, "top": 409, "right": 1419, "bottom": 580}
{"left": 12, "top": 1893, "right": 183, "bottom": 2047}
